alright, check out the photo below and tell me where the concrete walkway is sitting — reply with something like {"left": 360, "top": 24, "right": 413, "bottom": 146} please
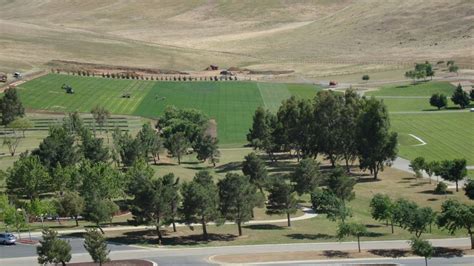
{"left": 11, "top": 206, "right": 317, "bottom": 239}
{"left": 392, "top": 157, "right": 470, "bottom": 189}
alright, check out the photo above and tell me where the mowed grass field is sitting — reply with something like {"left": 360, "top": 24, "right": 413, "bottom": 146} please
{"left": 367, "top": 81, "right": 474, "bottom": 165}
{"left": 17, "top": 74, "right": 319, "bottom": 146}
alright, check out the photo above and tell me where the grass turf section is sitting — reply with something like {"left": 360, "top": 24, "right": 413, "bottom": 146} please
{"left": 391, "top": 112, "right": 474, "bottom": 164}
{"left": 366, "top": 81, "right": 455, "bottom": 97}
{"left": 17, "top": 74, "right": 320, "bottom": 145}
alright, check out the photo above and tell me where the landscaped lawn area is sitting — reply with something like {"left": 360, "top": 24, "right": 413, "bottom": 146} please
{"left": 391, "top": 112, "right": 474, "bottom": 164}
{"left": 17, "top": 74, "right": 319, "bottom": 145}
{"left": 366, "top": 81, "right": 455, "bottom": 97}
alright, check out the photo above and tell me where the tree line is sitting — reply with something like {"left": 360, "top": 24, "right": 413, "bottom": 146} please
{"left": 247, "top": 89, "right": 398, "bottom": 179}
{"left": 430, "top": 83, "right": 473, "bottom": 110}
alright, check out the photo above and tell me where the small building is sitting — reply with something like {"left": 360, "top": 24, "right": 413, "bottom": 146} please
{"left": 13, "top": 72, "right": 22, "bottom": 79}
{"left": 0, "top": 73, "right": 7, "bottom": 82}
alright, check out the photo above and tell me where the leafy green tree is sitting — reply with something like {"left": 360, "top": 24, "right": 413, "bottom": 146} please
{"left": 290, "top": 158, "right": 320, "bottom": 195}
{"left": 62, "top": 111, "right": 83, "bottom": 136}
{"left": 37, "top": 228, "right": 72, "bottom": 266}
{"left": 393, "top": 199, "right": 434, "bottom": 238}
{"left": 425, "top": 62, "right": 435, "bottom": 80}
{"left": 6, "top": 155, "right": 51, "bottom": 200}
{"left": 83, "top": 196, "right": 118, "bottom": 233}
{"left": 434, "top": 181, "right": 448, "bottom": 195}
{"left": 0, "top": 196, "right": 26, "bottom": 236}
{"left": 0, "top": 87, "right": 24, "bottom": 125}
{"left": 195, "top": 135, "right": 220, "bottom": 167}
{"left": 167, "top": 132, "right": 190, "bottom": 164}
{"left": 2, "top": 133, "right": 21, "bottom": 156}
{"left": 437, "top": 199, "right": 474, "bottom": 249}
{"left": 470, "top": 89, "right": 474, "bottom": 101}
{"left": 137, "top": 123, "right": 162, "bottom": 164}
{"left": 52, "top": 164, "right": 82, "bottom": 193}
{"left": 448, "top": 65, "right": 459, "bottom": 74}
{"left": 27, "top": 199, "right": 56, "bottom": 228}
{"left": 313, "top": 91, "right": 344, "bottom": 166}
{"left": 56, "top": 191, "right": 85, "bottom": 226}
{"left": 242, "top": 152, "right": 268, "bottom": 194}
{"left": 80, "top": 128, "right": 110, "bottom": 163}
{"left": 340, "top": 89, "right": 363, "bottom": 171}
{"left": 84, "top": 228, "right": 110, "bottom": 266}
{"left": 275, "top": 97, "right": 314, "bottom": 159}
{"left": 218, "top": 173, "right": 258, "bottom": 235}
{"left": 327, "top": 168, "right": 356, "bottom": 203}
{"left": 451, "top": 84, "right": 470, "bottom": 109}
{"left": 128, "top": 160, "right": 172, "bottom": 244}
{"left": 410, "top": 157, "right": 426, "bottom": 179}
{"left": 181, "top": 170, "right": 220, "bottom": 240}
{"left": 357, "top": 98, "right": 398, "bottom": 179}
{"left": 437, "top": 159, "right": 467, "bottom": 192}
{"left": 423, "top": 161, "right": 438, "bottom": 184}
{"left": 158, "top": 106, "right": 209, "bottom": 148}
{"left": 337, "top": 222, "right": 367, "bottom": 252}
{"left": 80, "top": 162, "right": 125, "bottom": 200}
{"left": 32, "top": 126, "right": 78, "bottom": 170}
{"left": 410, "top": 238, "right": 434, "bottom": 266}
{"left": 112, "top": 129, "right": 144, "bottom": 167}
{"left": 8, "top": 117, "right": 32, "bottom": 138}
{"left": 429, "top": 93, "right": 447, "bottom": 110}
{"left": 162, "top": 173, "right": 180, "bottom": 232}
{"left": 465, "top": 180, "right": 474, "bottom": 200}
{"left": 247, "top": 107, "right": 280, "bottom": 161}
{"left": 266, "top": 181, "right": 298, "bottom": 227}
{"left": 311, "top": 188, "right": 351, "bottom": 223}
{"left": 91, "top": 105, "right": 111, "bottom": 133}
{"left": 370, "top": 193, "right": 395, "bottom": 233}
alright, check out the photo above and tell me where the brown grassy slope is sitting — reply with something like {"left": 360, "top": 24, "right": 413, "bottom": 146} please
{"left": 0, "top": 0, "right": 472, "bottom": 74}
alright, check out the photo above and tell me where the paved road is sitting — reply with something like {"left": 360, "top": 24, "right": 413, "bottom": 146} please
{"left": 258, "top": 256, "right": 474, "bottom": 265}
{"left": 1, "top": 237, "right": 471, "bottom": 265}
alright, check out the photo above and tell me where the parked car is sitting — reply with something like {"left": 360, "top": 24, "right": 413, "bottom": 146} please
{"left": 0, "top": 233, "right": 16, "bottom": 245}
{"left": 470, "top": 108, "right": 474, "bottom": 112}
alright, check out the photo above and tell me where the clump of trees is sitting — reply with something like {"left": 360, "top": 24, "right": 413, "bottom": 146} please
{"left": 405, "top": 62, "right": 434, "bottom": 83}
{"left": 451, "top": 84, "right": 470, "bottom": 109}
{"left": 247, "top": 90, "right": 398, "bottom": 179}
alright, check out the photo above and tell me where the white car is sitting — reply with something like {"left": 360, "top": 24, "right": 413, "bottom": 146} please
{"left": 0, "top": 233, "right": 16, "bottom": 245}
{"left": 470, "top": 108, "right": 474, "bottom": 112}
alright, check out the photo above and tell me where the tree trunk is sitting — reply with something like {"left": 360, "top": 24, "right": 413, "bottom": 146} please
{"left": 373, "top": 167, "right": 379, "bottom": 180}
{"left": 237, "top": 221, "right": 242, "bottom": 236}
{"left": 201, "top": 217, "right": 208, "bottom": 240}
{"left": 391, "top": 220, "right": 394, "bottom": 234}
{"left": 425, "top": 257, "right": 428, "bottom": 266}
{"left": 455, "top": 181, "right": 459, "bottom": 192}
{"left": 287, "top": 212, "right": 291, "bottom": 227}
{"left": 177, "top": 155, "right": 181, "bottom": 165}
{"left": 62, "top": 261, "right": 66, "bottom": 266}
{"left": 153, "top": 156, "right": 157, "bottom": 165}
{"left": 156, "top": 225, "right": 163, "bottom": 245}
{"left": 469, "top": 231, "right": 473, "bottom": 249}
{"left": 75, "top": 216, "right": 79, "bottom": 227}
{"left": 98, "top": 224, "right": 104, "bottom": 234}
{"left": 357, "top": 235, "right": 361, "bottom": 253}
{"left": 172, "top": 220, "right": 177, "bottom": 232}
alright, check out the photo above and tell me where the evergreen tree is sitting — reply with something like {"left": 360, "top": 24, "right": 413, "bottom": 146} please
{"left": 0, "top": 87, "right": 24, "bottom": 125}
{"left": 84, "top": 228, "right": 110, "bottom": 266}
{"left": 266, "top": 181, "right": 297, "bottom": 227}
{"left": 37, "top": 228, "right": 72, "bottom": 266}
{"left": 451, "top": 84, "right": 470, "bottom": 109}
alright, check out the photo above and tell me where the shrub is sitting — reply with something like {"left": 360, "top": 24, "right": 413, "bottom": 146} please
{"left": 434, "top": 182, "right": 448, "bottom": 194}
{"left": 362, "top": 74, "right": 370, "bottom": 81}
{"left": 464, "top": 179, "right": 474, "bottom": 200}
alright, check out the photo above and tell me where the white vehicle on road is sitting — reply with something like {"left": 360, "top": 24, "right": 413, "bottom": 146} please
{"left": 0, "top": 233, "right": 16, "bottom": 245}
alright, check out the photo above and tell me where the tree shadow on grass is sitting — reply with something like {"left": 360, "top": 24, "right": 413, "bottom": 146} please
{"left": 369, "top": 249, "right": 409, "bottom": 258}
{"left": 419, "top": 190, "right": 452, "bottom": 195}
{"left": 364, "top": 231, "right": 385, "bottom": 237}
{"left": 244, "top": 224, "right": 285, "bottom": 230}
{"left": 323, "top": 250, "right": 350, "bottom": 258}
{"left": 356, "top": 177, "right": 381, "bottom": 183}
{"left": 106, "top": 229, "right": 237, "bottom": 246}
{"left": 215, "top": 161, "right": 242, "bottom": 173}
{"left": 184, "top": 166, "right": 211, "bottom": 171}
{"left": 286, "top": 233, "right": 333, "bottom": 240}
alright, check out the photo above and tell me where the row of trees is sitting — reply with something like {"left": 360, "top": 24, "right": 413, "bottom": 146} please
{"left": 247, "top": 90, "right": 398, "bottom": 179}
{"left": 370, "top": 194, "right": 474, "bottom": 250}
{"left": 430, "top": 84, "right": 473, "bottom": 110}
{"left": 53, "top": 69, "right": 238, "bottom": 81}
{"left": 409, "top": 156, "right": 469, "bottom": 193}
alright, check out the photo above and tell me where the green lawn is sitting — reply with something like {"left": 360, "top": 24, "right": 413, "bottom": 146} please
{"left": 366, "top": 81, "right": 455, "bottom": 97}
{"left": 17, "top": 74, "right": 319, "bottom": 146}
{"left": 391, "top": 112, "right": 474, "bottom": 164}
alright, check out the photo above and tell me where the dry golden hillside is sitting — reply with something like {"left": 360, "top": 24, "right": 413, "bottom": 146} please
{"left": 0, "top": 0, "right": 472, "bottom": 77}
